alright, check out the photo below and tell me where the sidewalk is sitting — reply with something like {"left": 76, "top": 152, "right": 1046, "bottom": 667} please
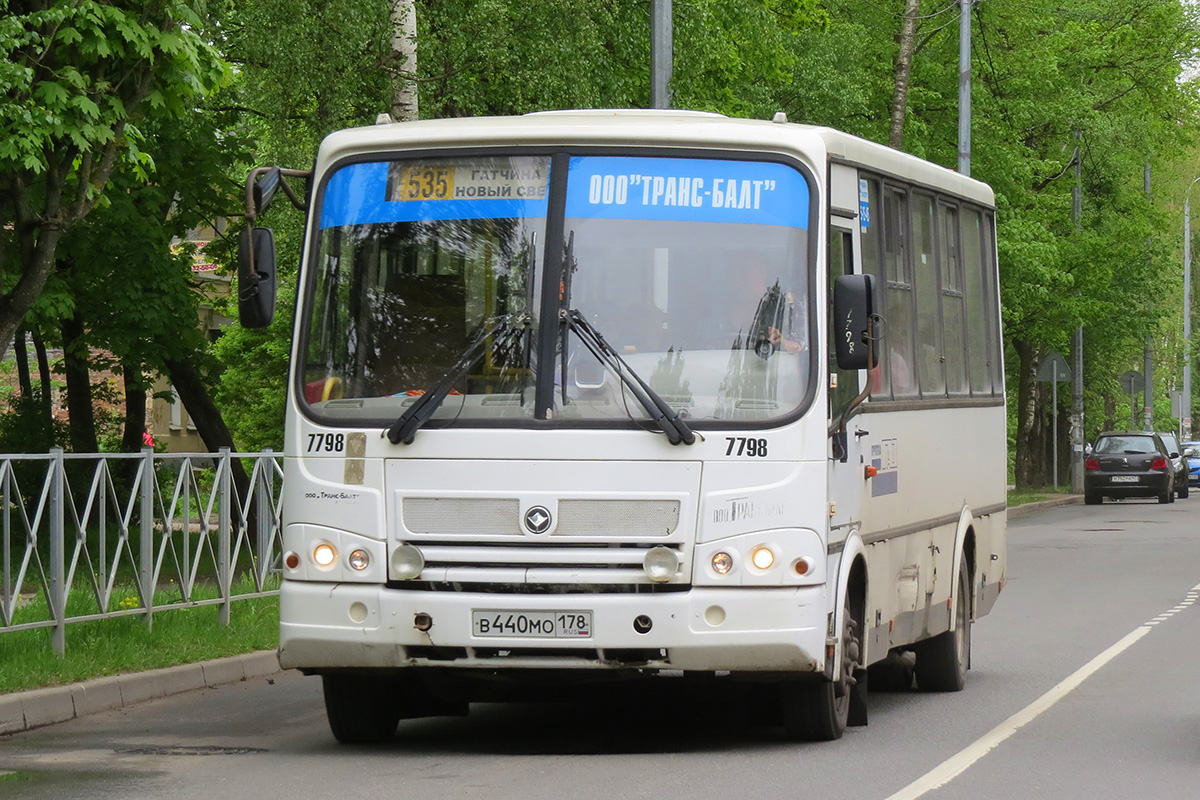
{"left": 0, "top": 650, "right": 283, "bottom": 736}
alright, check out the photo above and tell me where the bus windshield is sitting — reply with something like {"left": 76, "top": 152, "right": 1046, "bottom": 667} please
{"left": 301, "top": 152, "right": 814, "bottom": 427}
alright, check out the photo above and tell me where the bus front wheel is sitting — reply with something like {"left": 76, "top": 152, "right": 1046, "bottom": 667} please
{"left": 322, "top": 673, "right": 403, "bottom": 744}
{"left": 781, "top": 590, "right": 864, "bottom": 740}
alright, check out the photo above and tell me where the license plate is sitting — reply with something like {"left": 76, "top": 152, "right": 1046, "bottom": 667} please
{"left": 1110, "top": 475, "right": 1139, "bottom": 483}
{"left": 472, "top": 610, "right": 592, "bottom": 638}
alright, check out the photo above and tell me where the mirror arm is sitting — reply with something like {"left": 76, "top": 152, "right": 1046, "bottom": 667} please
{"left": 828, "top": 317, "right": 876, "bottom": 442}
{"left": 244, "top": 166, "right": 313, "bottom": 223}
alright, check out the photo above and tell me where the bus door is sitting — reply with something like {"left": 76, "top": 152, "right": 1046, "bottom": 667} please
{"left": 826, "top": 165, "right": 869, "bottom": 544}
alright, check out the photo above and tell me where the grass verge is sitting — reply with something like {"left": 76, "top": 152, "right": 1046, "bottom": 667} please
{"left": 1007, "top": 486, "right": 1074, "bottom": 507}
{"left": 0, "top": 579, "right": 279, "bottom": 695}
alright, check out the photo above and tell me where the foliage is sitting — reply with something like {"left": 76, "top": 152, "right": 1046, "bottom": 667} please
{"left": 211, "top": 280, "right": 294, "bottom": 450}
{"left": 0, "top": 1, "right": 230, "bottom": 364}
{"left": 783, "top": 0, "right": 1200, "bottom": 485}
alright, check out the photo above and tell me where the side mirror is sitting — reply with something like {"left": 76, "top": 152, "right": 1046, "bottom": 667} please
{"left": 252, "top": 167, "right": 283, "bottom": 216}
{"left": 832, "top": 274, "right": 875, "bottom": 371}
{"left": 238, "top": 227, "right": 277, "bottom": 328}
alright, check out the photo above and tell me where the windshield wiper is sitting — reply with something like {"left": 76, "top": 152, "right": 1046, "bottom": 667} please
{"left": 564, "top": 310, "right": 695, "bottom": 446}
{"left": 385, "top": 312, "right": 530, "bottom": 444}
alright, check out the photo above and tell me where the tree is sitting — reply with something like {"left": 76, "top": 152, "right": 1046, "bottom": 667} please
{"left": 0, "top": 0, "right": 227, "bottom": 365}
{"left": 782, "top": 0, "right": 1200, "bottom": 487}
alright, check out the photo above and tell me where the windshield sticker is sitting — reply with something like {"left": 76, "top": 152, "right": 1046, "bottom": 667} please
{"left": 319, "top": 158, "right": 551, "bottom": 229}
{"left": 565, "top": 156, "right": 808, "bottom": 228}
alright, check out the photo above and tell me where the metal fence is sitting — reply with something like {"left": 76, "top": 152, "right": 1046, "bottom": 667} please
{"left": 0, "top": 448, "right": 283, "bottom": 654}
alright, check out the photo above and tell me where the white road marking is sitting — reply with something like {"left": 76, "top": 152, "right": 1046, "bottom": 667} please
{"left": 881, "top": 583, "right": 1200, "bottom": 800}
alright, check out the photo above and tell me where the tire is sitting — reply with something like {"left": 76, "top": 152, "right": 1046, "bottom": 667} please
{"left": 915, "top": 554, "right": 971, "bottom": 692}
{"left": 781, "top": 587, "right": 864, "bottom": 740}
{"left": 1159, "top": 488, "right": 1171, "bottom": 504}
{"left": 322, "top": 673, "right": 403, "bottom": 744}
{"left": 1084, "top": 492, "right": 1102, "bottom": 505}
{"left": 1179, "top": 481, "right": 1189, "bottom": 499}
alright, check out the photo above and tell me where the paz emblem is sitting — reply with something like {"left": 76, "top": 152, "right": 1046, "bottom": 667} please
{"left": 524, "top": 505, "right": 553, "bottom": 534}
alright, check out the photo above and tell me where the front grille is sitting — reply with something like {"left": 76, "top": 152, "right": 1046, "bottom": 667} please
{"left": 397, "top": 496, "right": 689, "bottom": 588}
{"left": 401, "top": 498, "right": 680, "bottom": 537}
{"left": 403, "top": 498, "right": 521, "bottom": 535}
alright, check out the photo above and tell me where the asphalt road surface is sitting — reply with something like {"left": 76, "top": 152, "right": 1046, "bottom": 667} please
{"left": 2, "top": 498, "right": 1199, "bottom": 799}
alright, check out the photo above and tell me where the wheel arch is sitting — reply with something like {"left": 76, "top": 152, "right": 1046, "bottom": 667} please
{"left": 830, "top": 529, "right": 869, "bottom": 672}
{"left": 951, "top": 507, "right": 977, "bottom": 624}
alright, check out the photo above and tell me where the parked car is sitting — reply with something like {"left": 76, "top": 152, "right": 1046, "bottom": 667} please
{"left": 1084, "top": 431, "right": 1175, "bottom": 505}
{"left": 1183, "top": 441, "right": 1200, "bottom": 487}
{"left": 1157, "top": 431, "right": 1190, "bottom": 499}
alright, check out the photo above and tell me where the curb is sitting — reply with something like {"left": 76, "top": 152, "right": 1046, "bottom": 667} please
{"left": 1007, "top": 494, "right": 1082, "bottom": 519}
{"left": 0, "top": 650, "right": 282, "bottom": 736}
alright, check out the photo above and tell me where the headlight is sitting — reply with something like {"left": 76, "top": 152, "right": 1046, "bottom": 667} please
{"left": 390, "top": 543, "right": 425, "bottom": 580}
{"left": 750, "top": 545, "right": 776, "bottom": 570}
{"left": 711, "top": 551, "right": 734, "bottom": 575}
{"left": 348, "top": 549, "right": 370, "bottom": 571}
{"left": 643, "top": 546, "right": 679, "bottom": 582}
{"left": 312, "top": 543, "right": 337, "bottom": 567}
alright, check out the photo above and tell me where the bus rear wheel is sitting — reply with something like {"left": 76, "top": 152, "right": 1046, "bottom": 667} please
{"left": 781, "top": 591, "right": 864, "bottom": 740}
{"left": 915, "top": 554, "right": 971, "bottom": 692}
{"left": 322, "top": 673, "right": 403, "bottom": 744}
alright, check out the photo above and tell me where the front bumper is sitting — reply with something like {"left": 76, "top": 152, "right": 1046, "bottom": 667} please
{"left": 278, "top": 580, "right": 828, "bottom": 674}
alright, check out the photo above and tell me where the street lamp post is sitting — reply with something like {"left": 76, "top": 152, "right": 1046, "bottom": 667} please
{"left": 1184, "top": 177, "right": 1200, "bottom": 441}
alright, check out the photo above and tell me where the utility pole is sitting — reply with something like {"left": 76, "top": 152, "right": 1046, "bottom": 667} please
{"left": 1071, "top": 131, "right": 1085, "bottom": 492}
{"left": 957, "top": 0, "right": 972, "bottom": 176}
{"left": 651, "top": 0, "right": 672, "bottom": 109}
{"left": 1184, "top": 177, "right": 1200, "bottom": 441}
{"left": 1144, "top": 162, "right": 1154, "bottom": 431}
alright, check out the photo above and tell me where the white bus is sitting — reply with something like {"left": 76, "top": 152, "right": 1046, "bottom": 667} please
{"left": 239, "top": 109, "right": 1007, "bottom": 743}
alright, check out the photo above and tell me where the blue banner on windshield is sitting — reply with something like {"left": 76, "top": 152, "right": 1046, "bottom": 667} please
{"left": 318, "top": 155, "right": 809, "bottom": 230}
{"left": 565, "top": 156, "right": 808, "bottom": 229}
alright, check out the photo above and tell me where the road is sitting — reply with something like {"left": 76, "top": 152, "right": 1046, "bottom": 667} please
{"left": 2, "top": 498, "right": 1199, "bottom": 799}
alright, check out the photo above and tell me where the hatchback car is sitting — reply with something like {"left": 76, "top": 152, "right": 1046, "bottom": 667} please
{"left": 1084, "top": 432, "right": 1175, "bottom": 505}
{"left": 1183, "top": 441, "right": 1200, "bottom": 488}
{"left": 1157, "top": 431, "right": 1190, "bottom": 499}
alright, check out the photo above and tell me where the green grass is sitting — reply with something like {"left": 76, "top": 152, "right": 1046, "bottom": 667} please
{"left": 0, "top": 577, "right": 279, "bottom": 695}
{"left": 1007, "top": 486, "right": 1074, "bottom": 507}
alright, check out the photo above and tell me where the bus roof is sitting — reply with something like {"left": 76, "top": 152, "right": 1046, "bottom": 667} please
{"left": 316, "top": 109, "right": 995, "bottom": 208}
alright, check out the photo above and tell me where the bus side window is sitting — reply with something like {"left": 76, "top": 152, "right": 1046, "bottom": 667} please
{"left": 911, "top": 192, "right": 945, "bottom": 397}
{"left": 962, "top": 206, "right": 992, "bottom": 395}
{"left": 882, "top": 187, "right": 916, "bottom": 399}
{"left": 939, "top": 203, "right": 969, "bottom": 395}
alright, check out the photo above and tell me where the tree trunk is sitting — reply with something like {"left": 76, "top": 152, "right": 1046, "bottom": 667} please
{"left": 1013, "top": 338, "right": 1042, "bottom": 488}
{"left": 888, "top": 0, "right": 921, "bottom": 150}
{"left": 391, "top": 0, "right": 419, "bottom": 121}
{"left": 14, "top": 327, "right": 32, "bottom": 399}
{"left": 163, "top": 355, "right": 253, "bottom": 513}
{"left": 122, "top": 361, "right": 148, "bottom": 453}
{"left": 31, "top": 328, "right": 52, "bottom": 421}
{"left": 61, "top": 311, "right": 98, "bottom": 453}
